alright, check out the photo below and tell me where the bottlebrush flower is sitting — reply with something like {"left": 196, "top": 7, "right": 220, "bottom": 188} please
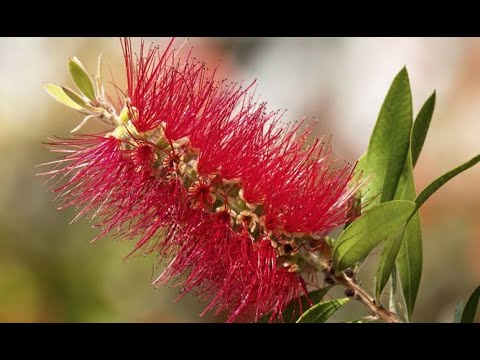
{"left": 39, "top": 38, "right": 361, "bottom": 322}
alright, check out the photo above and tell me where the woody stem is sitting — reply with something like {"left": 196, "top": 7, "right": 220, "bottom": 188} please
{"left": 302, "top": 252, "right": 401, "bottom": 323}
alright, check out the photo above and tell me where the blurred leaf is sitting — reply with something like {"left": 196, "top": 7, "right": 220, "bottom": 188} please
{"left": 69, "top": 56, "right": 96, "bottom": 100}
{"left": 365, "top": 68, "right": 413, "bottom": 208}
{"left": 296, "top": 298, "right": 350, "bottom": 323}
{"left": 260, "top": 286, "right": 333, "bottom": 323}
{"left": 376, "top": 227, "right": 405, "bottom": 302}
{"left": 333, "top": 200, "right": 416, "bottom": 271}
{"left": 412, "top": 91, "right": 436, "bottom": 167}
{"left": 43, "top": 83, "right": 84, "bottom": 111}
{"left": 453, "top": 301, "right": 464, "bottom": 323}
{"left": 461, "top": 286, "right": 480, "bottom": 323}
{"left": 415, "top": 154, "right": 480, "bottom": 211}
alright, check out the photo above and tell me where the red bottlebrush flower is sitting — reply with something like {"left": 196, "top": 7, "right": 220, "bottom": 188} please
{"left": 40, "top": 38, "right": 361, "bottom": 323}
{"left": 188, "top": 178, "right": 216, "bottom": 209}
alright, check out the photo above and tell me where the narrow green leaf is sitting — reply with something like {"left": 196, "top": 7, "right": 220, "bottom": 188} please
{"left": 376, "top": 227, "right": 405, "bottom": 302}
{"left": 415, "top": 154, "right": 480, "bottom": 211}
{"left": 69, "top": 56, "right": 96, "bottom": 100}
{"left": 376, "top": 140, "right": 423, "bottom": 318}
{"left": 397, "top": 212, "right": 422, "bottom": 319}
{"left": 453, "top": 301, "right": 464, "bottom": 323}
{"left": 393, "top": 140, "right": 423, "bottom": 320}
{"left": 43, "top": 83, "right": 84, "bottom": 111}
{"left": 412, "top": 91, "right": 436, "bottom": 167}
{"left": 365, "top": 68, "right": 413, "bottom": 207}
{"left": 61, "top": 85, "right": 89, "bottom": 108}
{"left": 296, "top": 298, "right": 350, "bottom": 323}
{"left": 333, "top": 200, "right": 416, "bottom": 271}
{"left": 461, "top": 286, "right": 480, "bottom": 323}
{"left": 259, "top": 286, "right": 333, "bottom": 323}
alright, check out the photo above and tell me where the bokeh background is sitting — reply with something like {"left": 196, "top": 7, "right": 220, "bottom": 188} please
{"left": 1, "top": 37, "right": 479, "bottom": 322}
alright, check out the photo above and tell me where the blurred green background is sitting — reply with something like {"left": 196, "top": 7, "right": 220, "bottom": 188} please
{"left": 1, "top": 37, "right": 479, "bottom": 322}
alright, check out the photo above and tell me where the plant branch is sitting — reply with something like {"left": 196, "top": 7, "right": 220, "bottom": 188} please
{"left": 302, "top": 251, "right": 401, "bottom": 323}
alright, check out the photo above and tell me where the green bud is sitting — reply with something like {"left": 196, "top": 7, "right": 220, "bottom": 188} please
{"left": 118, "top": 106, "right": 130, "bottom": 123}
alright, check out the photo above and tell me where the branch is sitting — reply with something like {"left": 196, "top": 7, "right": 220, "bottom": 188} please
{"left": 302, "top": 252, "right": 401, "bottom": 323}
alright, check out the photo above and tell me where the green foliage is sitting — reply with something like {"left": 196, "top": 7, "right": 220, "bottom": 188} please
{"left": 365, "top": 68, "right": 412, "bottom": 208}
{"left": 376, "top": 227, "right": 405, "bottom": 302}
{"left": 412, "top": 92, "right": 436, "bottom": 167}
{"left": 393, "top": 134, "right": 422, "bottom": 319}
{"left": 372, "top": 87, "right": 433, "bottom": 318}
{"left": 396, "top": 214, "right": 422, "bottom": 318}
{"left": 68, "top": 57, "right": 96, "bottom": 100}
{"left": 333, "top": 200, "right": 416, "bottom": 271}
{"left": 61, "top": 86, "right": 90, "bottom": 109}
{"left": 460, "top": 286, "right": 480, "bottom": 323}
{"left": 359, "top": 69, "right": 480, "bottom": 321}
{"left": 43, "top": 83, "right": 84, "bottom": 111}
{"left": 296, "top": 298, "right": 350, "bottom": 323}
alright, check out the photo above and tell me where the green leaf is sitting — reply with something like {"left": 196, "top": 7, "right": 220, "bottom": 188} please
{"left": 61, "top": 85, "right": 89, "bottom": 108}
{"left": 453, "top": 301, "right": 464, "bottom": 323}
{"left": 376, "top": 227, "right": 405, "bottom": 302}
{"left": 296, "top": 298, "right": 350, "bottom": 323}
{"left": 397, "top": 212, "right": 422, "bottom": 319}
{"left": 365, "top": 68, "right": 413, "bottom": 208}
{"left": 415, "top": 154, "right": 480, "bottom": 211}
{"left": 69, "top": 56, "right": 96, "bottom": 100}
{"left": 394, "top": 147, "right": 423, "bottom": 319}
{"left": 43, "top": 83, "right": 84, "bottom": 111}
{"left": 461, "top": 286, "right": 480, "bottom": 323}
{"left": 412, "top": 91, "right": 436, "bottom": 167}
{"left": 333, "top": 200, "right": 416, "bottom": 271}
{"left": 394, "top": 133, "right": 422, "bottom": 319}
{"left": 259, "top": 286, "right": 333, "bottom": 323}
{"left": 373, "top": 138, "right": 422, "bottom": 318}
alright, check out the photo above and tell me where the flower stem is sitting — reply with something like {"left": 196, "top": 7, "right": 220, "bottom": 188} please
{"left": 302, "top": 252, "right": 401, "bottom": 323}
